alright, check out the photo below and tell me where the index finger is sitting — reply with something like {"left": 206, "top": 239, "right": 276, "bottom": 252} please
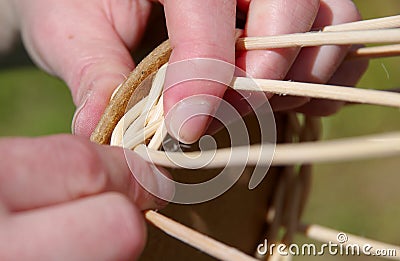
{"left": 0, "top": 135, "right": 173, "bottom": 212}
{"left": 163, "top": 0, "right": 236, "bottom": 144}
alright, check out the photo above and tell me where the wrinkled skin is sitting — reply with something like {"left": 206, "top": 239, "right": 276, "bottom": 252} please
{"left": 2, "top": 0, "right": 368, "bottom": 260}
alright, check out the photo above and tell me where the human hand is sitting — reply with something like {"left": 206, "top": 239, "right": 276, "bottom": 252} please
{"left": 0, "top": 135, "right": 171, "bottom": 260}
{"left": 13, "top": 0, "right": 367, "bottom": 143}
{"left": 13, "top": 0, "right": 152, "bottom": 137}
{"left": 162, "top": 0, "right": 368, "bottom": 143}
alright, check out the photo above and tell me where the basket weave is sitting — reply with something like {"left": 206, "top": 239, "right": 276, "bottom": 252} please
{"left": 90, "top": 14, "right": 400, "bottom": 261}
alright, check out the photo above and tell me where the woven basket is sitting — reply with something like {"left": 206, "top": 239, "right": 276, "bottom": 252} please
{"left": 91, "top": 14, "right": 400, "bottom": 261}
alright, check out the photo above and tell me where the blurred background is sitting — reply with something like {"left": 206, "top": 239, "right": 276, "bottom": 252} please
{"left": 0, "top": 1, "right": 399, "bottom": 260}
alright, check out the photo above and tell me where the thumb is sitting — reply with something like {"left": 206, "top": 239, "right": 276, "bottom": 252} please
{"left": 71, "top": 59, "right": 133, "bottom": 137}
{"left": 15, "top": 0, "right": 150, "bottom": 137}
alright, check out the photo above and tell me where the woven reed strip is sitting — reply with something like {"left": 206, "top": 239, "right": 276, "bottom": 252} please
{"left": 91, "top": 40, "right": 171, "bottom": 144}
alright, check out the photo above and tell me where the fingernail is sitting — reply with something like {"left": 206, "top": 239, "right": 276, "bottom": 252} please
{"left": 71, "top": 92, "right": 90, "bottom": 135}
{"left": 125, "top": 150, "right": 175, "bottom": 209}
{"left": 166, "top": 96, "right": 214, "bottom": 144}
{"left": 311, "top": 45, "right": 347, "bottom": 82}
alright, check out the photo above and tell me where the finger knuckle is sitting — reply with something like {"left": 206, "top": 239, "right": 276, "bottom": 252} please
{"left": 59, "top": 136, "right": 109, "bottom": 197}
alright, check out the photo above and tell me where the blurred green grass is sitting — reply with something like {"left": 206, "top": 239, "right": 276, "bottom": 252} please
{"left": 0, "top": 68, "right": 75, "bottom": 136}
{"left": 298, "top": 1, "right": 400, "bottom": 260}
{"left": 0, "top": 1, "right": 399, "bottom": 260}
